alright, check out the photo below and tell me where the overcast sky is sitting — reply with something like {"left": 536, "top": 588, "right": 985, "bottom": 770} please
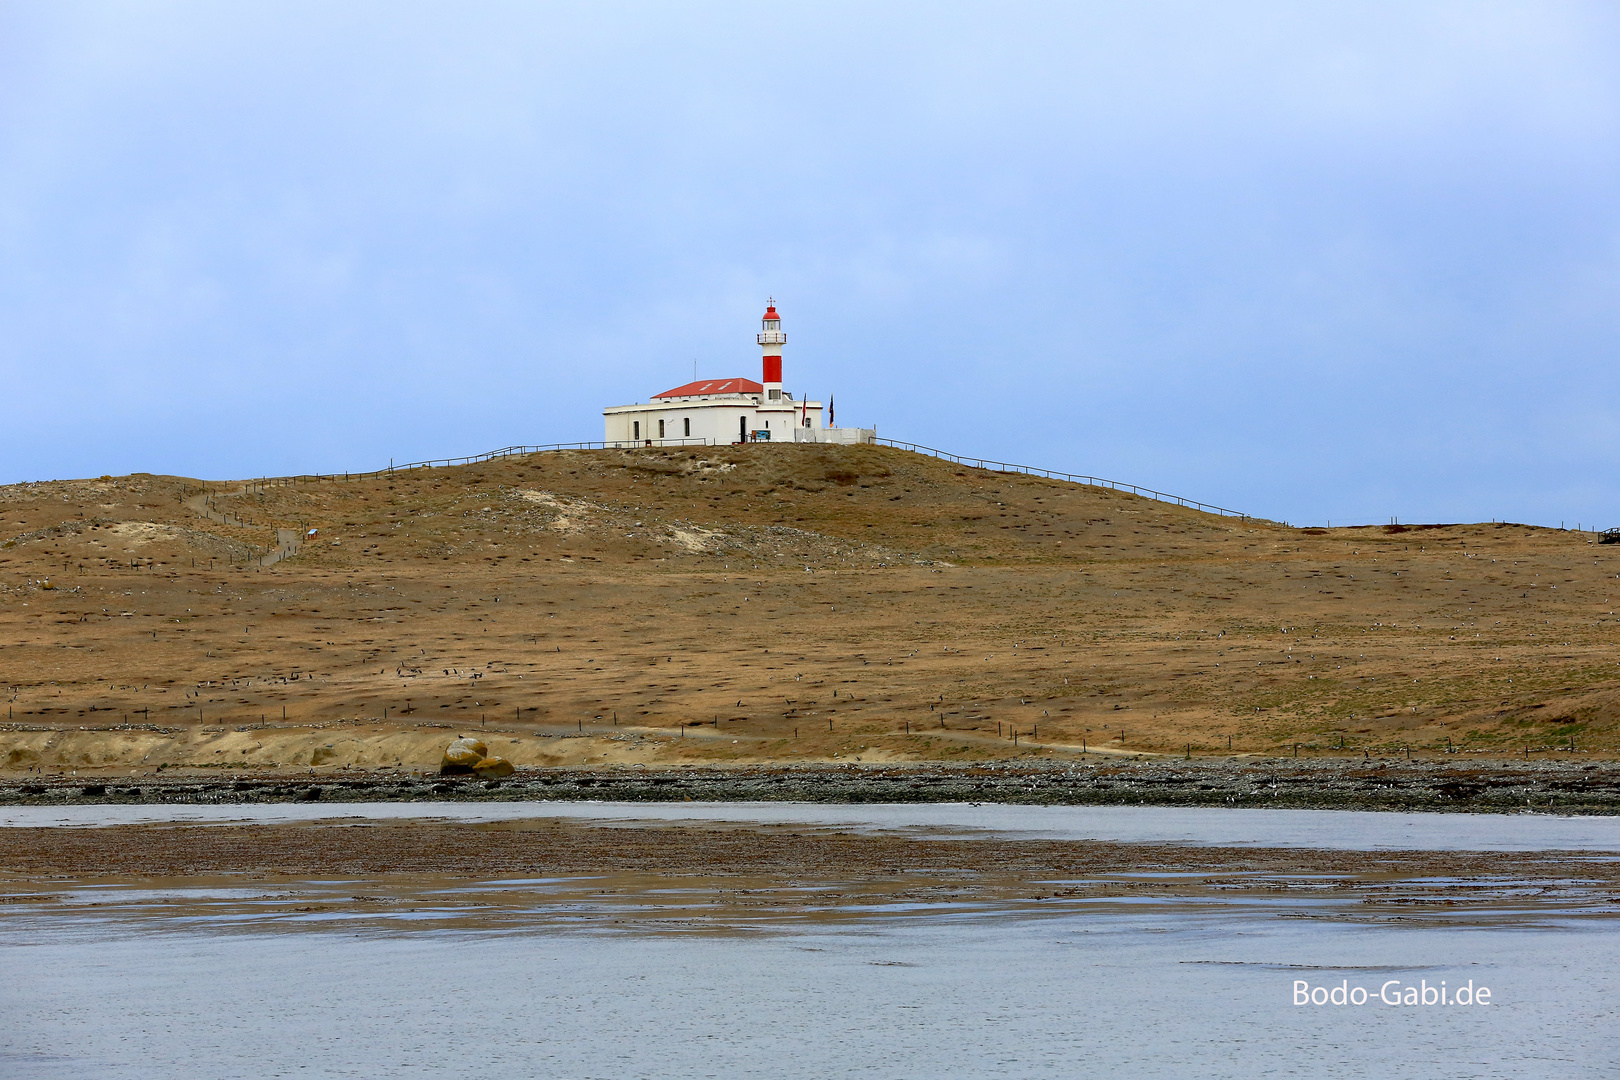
{"left": 2, "top": 2, "right": 1617, "bottom": 527}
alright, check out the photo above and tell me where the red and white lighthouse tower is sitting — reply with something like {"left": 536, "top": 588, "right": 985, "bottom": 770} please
{"left": 605, "top": 298, "right": 863, "bottom": 445}
{"left": 758, "top": 299, "right": 786, "bottom": 400}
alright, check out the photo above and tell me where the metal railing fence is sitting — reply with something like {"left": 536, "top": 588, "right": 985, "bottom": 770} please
{"left": 226, "top": 439, "right": 715, "bottom": 489}
{"left": 873, "top": 437, "right": 1247, "bottom": 519}
{"left": 214, "top": 436, "right": 1248, "bottom": 519}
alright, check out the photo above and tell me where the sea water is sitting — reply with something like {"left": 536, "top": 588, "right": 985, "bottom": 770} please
{"left": 3, "top": 803, "right": 1617, "bottom": 1078}
{"left": 7, "top": 799, "right": 1620, "bottom": 851}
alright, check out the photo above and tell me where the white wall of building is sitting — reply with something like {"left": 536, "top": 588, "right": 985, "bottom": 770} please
{"left": 794, "top": 426, "right": 875, "bottom": 445}
{"left": 603, "top": 397, "right": 823, "bottom": 445}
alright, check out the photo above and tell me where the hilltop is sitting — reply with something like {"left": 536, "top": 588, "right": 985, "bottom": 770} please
{"left": 2, "top": 442, "right": 1618, "bottom": 777}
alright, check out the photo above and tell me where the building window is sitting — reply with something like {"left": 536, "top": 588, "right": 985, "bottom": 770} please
{"left": 658, "top": 419, "right": 665, "bottom": 439}
{"left": 683, "top": 417, "right": 690, "bottom": 436}
{"left": 768, "top": 389, "right": 781, "bottom": 400}
{"left": 803, "top": 415, "right": 811, "bottom": 427}
{"left": 633, "top": 421, "right": 640, "bottom": 440}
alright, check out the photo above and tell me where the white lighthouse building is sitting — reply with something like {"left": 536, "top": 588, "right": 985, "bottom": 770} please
{"left": 602, "top": 302, "right": 873, "bottom": 446}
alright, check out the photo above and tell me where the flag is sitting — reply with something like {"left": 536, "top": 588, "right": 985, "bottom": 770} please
{"left": 828, "top": 394, "right": 834, "bottom": 427}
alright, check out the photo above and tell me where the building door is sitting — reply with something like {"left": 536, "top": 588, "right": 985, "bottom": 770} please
{"left": 633, "top": 420, "right": 640, "bottom": 440}
{"left": 739, "top": 415, "right": 747, "bottom": 443}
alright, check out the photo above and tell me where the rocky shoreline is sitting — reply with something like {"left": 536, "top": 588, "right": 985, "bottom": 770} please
{"left": 4, "top": 758, "right": 1620, "bottom": 814}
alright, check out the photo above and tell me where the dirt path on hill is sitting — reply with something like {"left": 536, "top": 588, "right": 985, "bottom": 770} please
{"left": 181, "top": 487, "right": 303, "bottom": 566}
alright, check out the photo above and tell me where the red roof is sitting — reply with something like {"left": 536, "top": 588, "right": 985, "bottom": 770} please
{"left": 762, "top": 304, "right": 780, "bottom": 320}
{"left": 653, "top": 377, "right": 763, "bottom": 399}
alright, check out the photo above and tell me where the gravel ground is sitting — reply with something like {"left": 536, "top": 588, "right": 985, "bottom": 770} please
{"left": 4, "top": 758, "right": 1619, "bottom": 813}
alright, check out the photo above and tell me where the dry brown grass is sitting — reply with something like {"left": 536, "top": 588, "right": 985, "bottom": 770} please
{"left": 2, "top": 443, "right": 1617, "bottom": 774}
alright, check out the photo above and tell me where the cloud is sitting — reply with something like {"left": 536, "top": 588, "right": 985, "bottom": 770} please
{"left": 0, "top": 2, "right": 1617, "bottom": 525}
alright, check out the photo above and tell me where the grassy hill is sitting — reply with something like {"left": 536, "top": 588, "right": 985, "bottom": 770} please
{"left": 2, "top": 442, "right": 1616, "bottom": 774}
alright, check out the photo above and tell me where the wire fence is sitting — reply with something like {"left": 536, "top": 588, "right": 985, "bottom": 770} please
{"left": 873, "top": 437, "right": 1248, "bottom": 519}
{"left": 225, "top": 439, "right": 714, "bottom": 489}
{"left": 220, "top": 436, "right": 1248, "bottom": 519}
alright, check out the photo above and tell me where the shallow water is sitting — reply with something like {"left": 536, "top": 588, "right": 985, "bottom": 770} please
{"left": 8, "top": 799, "right": 1620, "bottom": 851}
{"left": 5, "top": 803, "right": 1617, "bottom": 1078}
{"left": 4, "top": 904, "right": 1614, "bottom": 1078}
